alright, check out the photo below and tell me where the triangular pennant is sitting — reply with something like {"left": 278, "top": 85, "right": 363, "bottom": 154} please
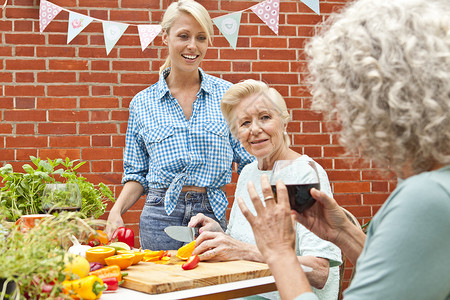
{"left": 250, "top": 0, "right": 280, "bottom": 35}
{"left": 102, "top": 21, "right": 129, "bottom": 55}
{"left": 67, "top": 11, "right": 93, "bottom": 44}
{"left": 137, "top": 24, "right": 162, "bottom": 51}
{"left": 301, "top": 0, "right": 320, "bottom": 15}
{"left": 213, "top": 12, "right": 242, "bottom": 50}
{"left": 39, "top": 0, "right": 62, "bottom": 33}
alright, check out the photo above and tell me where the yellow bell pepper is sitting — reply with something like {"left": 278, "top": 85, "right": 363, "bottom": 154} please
{"left": 63, "top": 275, "right": 107, "bottom": 300}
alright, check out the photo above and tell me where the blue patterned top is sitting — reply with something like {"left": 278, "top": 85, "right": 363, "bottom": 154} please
{"left": 122, "top": 68, "right": 254, "bottom": 219}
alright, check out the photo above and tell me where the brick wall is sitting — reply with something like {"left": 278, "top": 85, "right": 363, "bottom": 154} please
{"left": 0, "top": 0, "right": 396, "bottom": 292}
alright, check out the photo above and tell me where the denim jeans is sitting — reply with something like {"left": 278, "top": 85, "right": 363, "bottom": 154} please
{"left": 139, "top": 188, "right": 227, "bottom": 250}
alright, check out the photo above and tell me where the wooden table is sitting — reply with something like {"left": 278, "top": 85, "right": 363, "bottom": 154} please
{"left": 101, "top": 275, "right": 276, "bottom": 300}
{"left": 101, "top": 251, "right": 277, "bottom": 299}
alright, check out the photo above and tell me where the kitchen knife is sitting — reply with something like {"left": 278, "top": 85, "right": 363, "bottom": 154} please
{"left": 164, "top": 226, "right": 199, "bottom": 243}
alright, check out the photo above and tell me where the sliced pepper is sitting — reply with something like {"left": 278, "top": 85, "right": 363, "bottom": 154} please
{"left": 176, "top": 240, "right": 196, "bottom": 260}
{"left": 89, "top": 265, "right": 126, "bottom": 282}
{"left": 63, "top": 275, "right": 107, "bottom": 300}
{"left": 182, "top": 255, "right": 200, "bottom": 270}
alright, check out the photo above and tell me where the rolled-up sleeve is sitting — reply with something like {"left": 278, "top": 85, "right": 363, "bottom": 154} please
{"left": 122, "top": 100, "right": 149, "bottom": 194}
{"left": 230, "top": 134, "right": 254, "bottom": 174}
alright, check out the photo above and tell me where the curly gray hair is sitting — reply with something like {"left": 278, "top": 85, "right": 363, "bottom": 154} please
{"left": 306, "top": 0, "right": 450, "bottom": 177}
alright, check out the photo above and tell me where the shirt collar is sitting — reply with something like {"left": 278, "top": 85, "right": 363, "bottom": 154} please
{"left": 155, "top": 67, "right": 211, "bottom": 101}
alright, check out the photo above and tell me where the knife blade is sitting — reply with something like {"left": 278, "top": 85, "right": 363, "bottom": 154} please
{"left": 164, "top": 226, "right": 199, "bottom": 243}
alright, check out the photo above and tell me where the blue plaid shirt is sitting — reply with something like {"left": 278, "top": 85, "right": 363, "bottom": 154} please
{"left": 122, "top": 68, "right": 254, "bottom": 220}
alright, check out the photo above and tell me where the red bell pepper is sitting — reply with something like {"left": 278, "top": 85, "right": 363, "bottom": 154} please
{"left": 181, "top": 255, "right": 200, "bottom": 270}
{"left": 111, "top": 227, "right": 134, "bottom": 248}
{"left": 102, "top": 277, "right": 121, "bottom": 291}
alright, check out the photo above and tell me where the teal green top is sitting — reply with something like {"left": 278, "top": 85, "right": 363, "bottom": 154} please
{"left": 296, "top": 165, "right": 450, "bottom": 300}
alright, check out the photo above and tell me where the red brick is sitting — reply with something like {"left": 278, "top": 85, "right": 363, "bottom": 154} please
{"left": 37, "top": 72, "right": 77, "bottom": 83}
{"left": 15, "top": 98, "right": 36, "bottom": 109}
{"left": 39, "top": 149, "right": 81, "bottom": 161}
{"left": 16, "top": 148, "right": 38, "bottom": 161}
{"left": 92, "top": 86, "right": 112, "bottom": 96}
{"left": 38, "top": 123, "right": 77, "bottom": 135}
{"left": 0, "top": 149, "right": 15, "bottom": 161}
{"left": 5, "top": 59, "right": 46, "bottom": 70}
{"left": 112, "top": 61, "right": 150, "bottom": 72}
{"left": 15, "top": 46, "right": 35, "bottom": 56}
{"left": 36, "top": 47, "right": 77, "bottom": 57}
{"left": 15, "top": 72, "right": 35, "bottom": 83}
{"left": 82, "top": 148, "right": 124, "bottom": 160}
{"left": 260, "top": 49, "right": 296, "bottom": 60}
{"left": 49, "top": 136, "right": 90, "bottom": 148}
{"left": 79, "top": 123, "right": 117, "bottom": 134}
{"left": 0, "top": 123, "right": 13, "bottom": 134}
{"left": 6, "top": 136, "right": 47, "bottom": 148}
{"left": 111, "top": 111, "right": 129, "bottom": 122}
{"left": 79, "top": 72, "right": 118, "bottom": 84}
{"left": 80, "top": 98, "right": 119, "bottom": 109}
{"left": 91, "top": 111, "right": 110, "bottom": 121}
{"left": 5, "top": 33, "right": 45, "bottom": 45}
{"left": 92, "top": 135, "right": 111, "bottom": 147}
{"left": 48, "top": 110, "right": 89, "bottom": 122}
{"left": 91, "top": 160, "right": 112, "bottom": 172}
{"left": 334, "top": 182, "right": 371, "bottom": 194}
{"left": 253, "top": 61, "right": 289, "bottom": 72}
{"left": 4, "top": 110, "right": 46, "bottom": 122}
{"left": 47, "top": 85, "right": 89, "bottom": 97}
{"left": 91, "top": 61, "right": 110, "bottom": 71}
{"left": 49, "top": 60, "right": 89, "bottom": 71}
{"left": 37, "top": 98, "right": 77, "bottom": 109}
{"left": 15, "top": 123, "right": 34, "bottom": 134}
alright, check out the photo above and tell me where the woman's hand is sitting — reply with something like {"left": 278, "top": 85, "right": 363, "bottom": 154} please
{"left": 294, "top": 188, "right": 349, "bottom": 245}
{"left": 192, "top": 231, "right": 263, "bottom": 262}
{"left": 105, "top": 210, "right": 124, "bottom": 238}
{"left": 238, "top": 175, "right": 313, "bottom": 299}
{"left": 237, "top": 175, "right": 296, "bottom": 262}
{"left": 188, "top": 213, "right": 224, "bottom": 234}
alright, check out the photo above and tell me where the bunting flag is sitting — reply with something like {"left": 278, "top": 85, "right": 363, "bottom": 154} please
{"left": 67, "top": 11, "right": 94, "bottom": 44}
{"left": 37, "top": 0, "right": 321, "bottom": 54}
{"left": 250, "top": 0, "right": 280, "bottom": 35}
{"left": 213, "top": 12, "right": 242, "bottom": 50}
{"left": 137, "top": 24, "right": 162, "bottom": 51}
{"left": 301, "top": 0, "right": 320, "bottom": 15}
{"left": 103, "top": 21, "right": 129, "bottom": 55}
{"left": 39, "top": 0, "right": 62, "bottom": 33}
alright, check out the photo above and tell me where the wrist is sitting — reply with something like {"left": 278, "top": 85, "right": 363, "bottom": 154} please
{"left": 265, "top": 247, "right": 297, "bottom": 267}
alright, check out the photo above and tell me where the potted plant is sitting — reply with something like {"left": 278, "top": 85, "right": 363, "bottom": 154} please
{"left": 0, "top": 156, "right": 115, "bottom": 222}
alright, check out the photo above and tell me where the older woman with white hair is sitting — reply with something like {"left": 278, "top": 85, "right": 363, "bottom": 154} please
{"left": 189, "top": 79, "right": 342, "bottom": 300}
{"left": 238, "top": 0, "right": 450, "bottom": 299}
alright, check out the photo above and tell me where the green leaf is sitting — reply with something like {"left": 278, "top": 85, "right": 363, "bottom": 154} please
{"left": 0, "top": 164, "right": 13, "bottom": 175}
{"left": 22, "top": 164, "right": 35, "bottom": 174}
{"left": 36, "top": 161, "right": 50, "bottom": 173}
{"left": 72, "top": 162, "right": 85, "bottom": 170}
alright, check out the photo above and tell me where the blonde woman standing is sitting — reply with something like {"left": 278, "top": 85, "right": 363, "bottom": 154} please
{"left": 105, "top": 0, "right": 253, "bottom": 250}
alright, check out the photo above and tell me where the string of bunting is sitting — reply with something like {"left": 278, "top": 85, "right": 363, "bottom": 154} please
{"left": 38, "top": 0, "right": 320, "bottom": 55}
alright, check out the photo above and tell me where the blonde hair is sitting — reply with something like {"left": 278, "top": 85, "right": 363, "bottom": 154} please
{"left": 221, "top": 79, "right": 291, "bottom": 145}
{"left": 159, "top": 0, "right": 214, "bottom": 73}
{"left": 306, "top": 0, "right": 450, "bottom": 177}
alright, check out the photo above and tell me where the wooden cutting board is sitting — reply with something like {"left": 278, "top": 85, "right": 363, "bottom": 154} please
{"left": 121, "top": 251, "right": 272, "bottom": 295}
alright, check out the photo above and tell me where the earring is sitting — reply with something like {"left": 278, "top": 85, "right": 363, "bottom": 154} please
{"left": 283, "top": 131, "right": 287, "bottom": 135}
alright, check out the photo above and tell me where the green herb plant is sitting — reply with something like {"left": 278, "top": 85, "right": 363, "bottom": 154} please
{"left": 0, "top": 156, "right": 115, "bottom": 221}
{"left": 0, "top": 212, "right": 103, "bottom": 299}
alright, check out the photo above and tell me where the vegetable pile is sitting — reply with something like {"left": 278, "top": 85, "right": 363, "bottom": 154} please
{"left": 0, "top": 212, "right": 103, "bottom": 299}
